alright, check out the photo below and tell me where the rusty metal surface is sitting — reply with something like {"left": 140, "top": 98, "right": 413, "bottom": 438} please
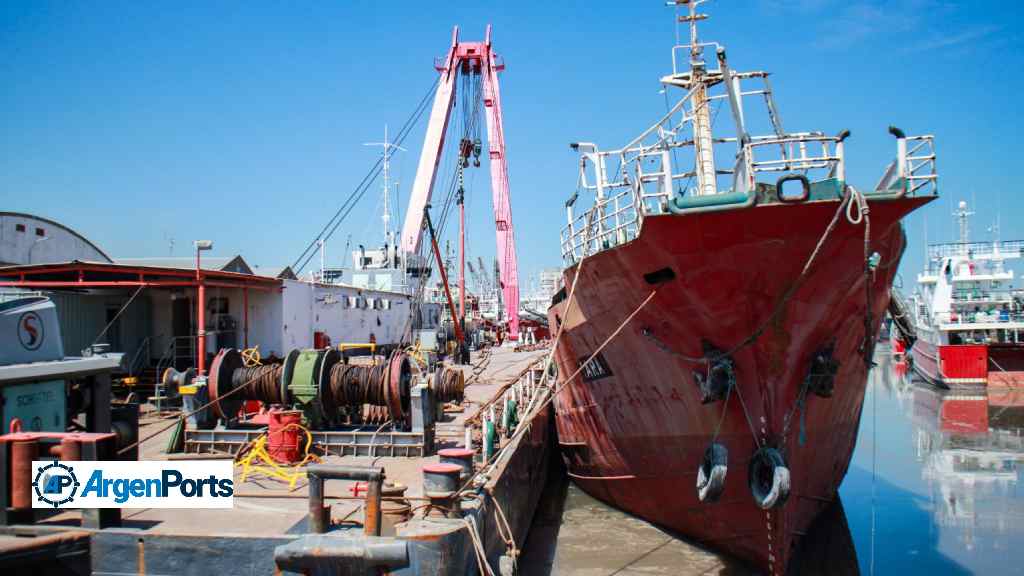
{"left": 91, "top": 531, "right": 300, "bottom": 576}
{"left": 3, "top": 347, "right": 554, "bottom": 575}
{"left": 0, "top": 530, "right": 90, "bottom": 575}
{"left": 548, "top": 196, "right": 928, "bottom": 572}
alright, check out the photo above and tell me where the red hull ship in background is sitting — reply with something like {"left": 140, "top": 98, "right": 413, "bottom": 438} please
{"left": 906, "top": 201, "right": 1024, "bottom": 388}
{"left": 546, "top": 1, "right": 937, "bottom": 573}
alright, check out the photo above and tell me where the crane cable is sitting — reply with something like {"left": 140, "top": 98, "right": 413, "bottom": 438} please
{"left": 291, "top": 76, "right": 440, "bottom": 274}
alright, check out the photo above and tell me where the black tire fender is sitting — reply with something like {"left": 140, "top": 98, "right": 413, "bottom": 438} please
{"left": 748, "top": 447, "right": 791, "bottom": 509}
{"left": 696, "top": 443, "right": 728, "bottom": 503}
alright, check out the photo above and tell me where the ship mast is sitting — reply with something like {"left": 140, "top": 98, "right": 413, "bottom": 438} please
{"left": 954, "top": 200, "right": 974, "bottom": 250}
{"left": 680, "top": 0, "right": 717, "bottom": 196}
{"left": 364, "top": 125, "right": 405, "bottom": 248}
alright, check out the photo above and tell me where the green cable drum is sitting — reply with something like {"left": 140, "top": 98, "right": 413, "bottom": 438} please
{"left": 288, "top": 349, "right": 323, "bottom": 405}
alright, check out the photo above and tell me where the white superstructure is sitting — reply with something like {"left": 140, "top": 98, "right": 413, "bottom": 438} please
{"left": 913, "top": 202, "right": 1024, "bottom": 348}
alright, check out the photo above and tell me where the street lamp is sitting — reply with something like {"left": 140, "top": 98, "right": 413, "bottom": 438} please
{"left": 27, "top": 236, "right": 51, "bottom": 264}
{"left": 194, "top": 240, "right": 213, "bottom": 376}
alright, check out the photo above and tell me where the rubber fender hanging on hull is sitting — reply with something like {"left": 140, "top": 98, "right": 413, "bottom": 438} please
{"left": 696, "top": 443, "right": 728, "bottom": 503}
{"left": 749, "top": 447, "right": 791, "bottom": 509}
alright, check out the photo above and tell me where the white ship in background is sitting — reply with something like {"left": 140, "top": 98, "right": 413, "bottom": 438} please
{"left": 910, "top": 201, "right": 1024, "bottom": 386}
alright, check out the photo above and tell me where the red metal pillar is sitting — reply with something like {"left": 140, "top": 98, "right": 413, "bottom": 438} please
{"left": 458, "top": 191, "right": 466, "bottom": 322}
{"left": 243, "top": 287, "right": 249, "bottom": 349}
{"left": 196, "top": 251, "right": 206, "bottom": 376}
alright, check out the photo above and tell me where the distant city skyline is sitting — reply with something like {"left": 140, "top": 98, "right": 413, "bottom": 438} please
{"left": 2, "top": 1, "right": 1021, "bottom": 284}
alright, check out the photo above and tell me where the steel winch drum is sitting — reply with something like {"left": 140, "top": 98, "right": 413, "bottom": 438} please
{"left": 207, "top": 347, "right": 415, "bottom": 426}
{"left": 160, "top": 366, "right": 195, "bottom": 398}
{"left": 208, "top": 347, "right": 247, "bottom": 420}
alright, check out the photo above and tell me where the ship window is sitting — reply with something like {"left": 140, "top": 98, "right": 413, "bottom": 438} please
{"left": 35, "top": 227, "right": 45, "bottom": 237}
{"left": 15, "top": 223, "right": 25, "bottom": 232}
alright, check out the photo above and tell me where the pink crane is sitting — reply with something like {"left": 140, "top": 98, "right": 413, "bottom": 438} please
{"left": 400, "top": 25, "right": 520, "bottom": 341}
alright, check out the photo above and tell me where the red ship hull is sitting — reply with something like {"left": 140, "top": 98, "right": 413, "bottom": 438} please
{"left": 911, "top": 339, "right": 1024, "bottom": 387}
{"left": 548, "top": 195, "right": 930, "bottom": 573}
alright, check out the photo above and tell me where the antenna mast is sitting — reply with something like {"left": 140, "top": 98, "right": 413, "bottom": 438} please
{"left": 670, "top": 0, "right": 717, "bottom": 196}
{"left": 954, "top": 200, "right": 974, "bottom": 248}
{"left": 364, "top": 125, "right": 405, "bottom": 247}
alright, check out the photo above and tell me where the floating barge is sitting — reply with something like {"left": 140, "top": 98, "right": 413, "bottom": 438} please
{"left": 0, "top": 297, "right": 554, "bottom": 576}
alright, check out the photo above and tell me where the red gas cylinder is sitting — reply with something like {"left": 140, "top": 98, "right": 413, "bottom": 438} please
{"left": 267, "top": 410, "right": 304, "bottom": 464}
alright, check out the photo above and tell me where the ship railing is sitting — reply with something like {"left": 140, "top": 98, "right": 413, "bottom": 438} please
{"left": 560, "top": 189, "right": 641, "bottom": 265}
{"left": 744, "top": 133, "right": 843, "bottom": 176}
{"left": 950, "top": 289, "right": 1017, "bottom": 305}
{"left": 877, "top": 132, "right": 937, "bottom": 196}
{"left": 932, "top": 310, "right": 1024, "bottom": 326}
{"left": 927, "top": 240, "right": 1024, "bottom": 260}
{"left": 904, "top": 135, "right": 937, "bottom": 195}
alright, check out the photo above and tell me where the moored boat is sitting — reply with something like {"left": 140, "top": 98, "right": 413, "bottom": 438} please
{"left": 547, "top": 1, "right": 936, "bottom": 572}
{"left": 910, "top": 201, "right": 1024, "bottom": 388}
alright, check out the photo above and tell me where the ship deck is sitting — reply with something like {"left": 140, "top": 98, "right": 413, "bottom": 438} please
{"left": 32, "top": 347, "right": 546, "bottom": 538}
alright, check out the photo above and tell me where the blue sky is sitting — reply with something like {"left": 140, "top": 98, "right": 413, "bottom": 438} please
{"left": 2, "top": 1, "right": 1021, "bottom": 287}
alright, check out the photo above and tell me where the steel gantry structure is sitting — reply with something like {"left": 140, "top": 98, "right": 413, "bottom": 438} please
{"left": 400, "top": 25, "right": 520, "bottom": 340}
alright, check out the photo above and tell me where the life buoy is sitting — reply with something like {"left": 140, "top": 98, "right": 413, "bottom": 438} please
{"left": 748, "top": 447, "right": 790, "bottom": 509}
{"left": 696, "top": 443, "right": 728, "bottom": 503}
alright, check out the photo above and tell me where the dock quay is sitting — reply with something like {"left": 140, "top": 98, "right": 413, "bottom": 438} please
{"left": 0, "top": 344, "right": 555, "bottom": 576}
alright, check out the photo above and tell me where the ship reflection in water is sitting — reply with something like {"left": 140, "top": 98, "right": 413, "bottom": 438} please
{"left": 521, "top": 351, "right": 1024, "bottom": 575}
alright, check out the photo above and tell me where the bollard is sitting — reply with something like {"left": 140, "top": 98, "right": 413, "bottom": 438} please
{"left": 380, "top": 482, "right": 411, "bottom": 536}
{"left": 422, "top": 463, "right": 463, "bottom": 518}
{"left": 10, "top": 437, "right": 38, "bottom": 510}
{"left": 438, "top": 447, "right": 475, "bottom": 480}
{"left": 57, "top": 436, "right": 81, "bottom": 461}
{"left": 306, "top": 464, "right": 384, "bottom": 536}
{"left": 464, "top": 426, "right": 472, "bottom": 450}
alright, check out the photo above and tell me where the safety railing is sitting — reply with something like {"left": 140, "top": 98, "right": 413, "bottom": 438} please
{"left": 904, "top": 135, "right": 937, "bottom": 195}
{"left": 126, "top": 335, "right": 158, "bottom": 377}
{"left": 560, "top": 129, "right": 845, "bottom": 265}
{"left": 560, "top": 189, "right": 641, "bottom": 265}
{"left": 745, "top": 133, "right": 842, "bottom": 175}
{"left": 153, "top": 335, "right": 197, "bottom": 379}
{"left": 927, "top": 240, "right": 1024, "bottom": 260}
{"left": 932, "top": 310, "right": 1024, "bottom": 326}
{"left": 950, "top": 289, "right": 1017, "bottom": 306}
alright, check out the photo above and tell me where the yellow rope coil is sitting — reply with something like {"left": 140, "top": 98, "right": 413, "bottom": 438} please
{"left": 236, "top": 422, "right": 320, "bottom": 489}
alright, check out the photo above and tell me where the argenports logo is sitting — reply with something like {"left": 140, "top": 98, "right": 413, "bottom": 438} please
{"left": 32, "top": 461, "right": 80, "bottom": 508}
{"left": 31, "top": 461, "right": 234, "bottom": 509}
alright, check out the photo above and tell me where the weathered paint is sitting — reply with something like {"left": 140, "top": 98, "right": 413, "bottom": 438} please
{"left": 549, "top": 194, "right": 929, "bottom": 572}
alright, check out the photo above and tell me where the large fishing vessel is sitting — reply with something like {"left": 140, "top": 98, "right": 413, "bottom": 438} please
{"left": 909, "top": 201, "right": 1024, "bottom": 387}
{"left": 547, "top": 2, "right": 936, "bottom": 572}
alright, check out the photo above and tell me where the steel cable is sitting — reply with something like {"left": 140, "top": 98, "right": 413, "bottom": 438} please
{"left": 233, "top": 364, "right": 284, "bottom": 405}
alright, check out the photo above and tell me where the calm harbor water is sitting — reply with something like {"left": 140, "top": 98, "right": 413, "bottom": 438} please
{"left": 521, "top": 350, "right": 1024, "bottom": 575}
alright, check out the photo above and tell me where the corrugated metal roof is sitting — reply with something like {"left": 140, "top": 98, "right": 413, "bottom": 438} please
{"left": 116, "top": 255, "right": 253, "bottom": 275}
{"left": 251, "top": 266, "right": 298, "bottom": 280}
